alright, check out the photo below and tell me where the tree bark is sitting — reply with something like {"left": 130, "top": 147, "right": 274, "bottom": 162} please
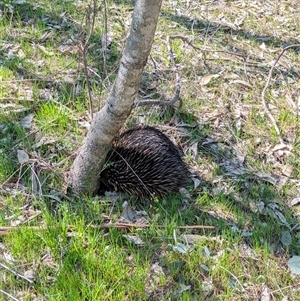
{"left": 68, "top": 0, "right": 163, "bottom": 194}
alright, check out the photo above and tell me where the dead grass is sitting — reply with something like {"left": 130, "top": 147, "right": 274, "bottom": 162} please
{"left": 0, "top": 0, "right": 300, "bottom": 300}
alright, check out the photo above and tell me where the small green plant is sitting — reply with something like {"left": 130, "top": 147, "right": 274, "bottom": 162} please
{"left": 0, "top": 0, "right": 300, "bottom": 300}
{"left": 35, "top": 103, "right": 72, "bottom": 134}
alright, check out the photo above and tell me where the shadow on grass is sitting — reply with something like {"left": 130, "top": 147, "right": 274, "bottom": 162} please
{"left": 181, "top": 119, "right": 299, "bottom": 256}
{"left": 1, "top": 0, "right": 299, "bottom": 259}
{"left": 161, "top": 11, "right": 300, "bottom": 51}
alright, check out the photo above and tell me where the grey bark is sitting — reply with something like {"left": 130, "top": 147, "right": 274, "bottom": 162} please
{"left": 68, "top": 0, "right": 163, "bottom": 194}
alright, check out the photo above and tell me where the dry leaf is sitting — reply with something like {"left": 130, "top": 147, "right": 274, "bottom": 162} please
{"left": 120, "top": 201, "right": 139, "bottom": 222}
{"left": 0, "top": 242, "right": 15, "bottom": 263}
{"left": 179, "top": 187, "right": 191, "bottom": 199}
{"left": 281, "top": 165, "right": 293, "bottom": 177}
{"left": 271, "top": 143, "right": 293, "bottom": 153}
{"left": 230, "top": 79, "right": 252, "bottom": 88}
{"left": 32, "top": 137, "right": 57, "bottom": 149}
{"left": 289, "top": 198, "right": 300, "bottom": 207}
{"left": 24, "top": 269, "right": 36, "bottom": 282}
{"left": 199, "top": 74, "right": 220, "bottom": 86}
{"left": 20, "top": 113, "right": 34, "bottom": 129}
{"left": 37, "top": 45, "right": 54, "bottom": 56}
{"left": 145, "top": 262, "right": 165, "bottom": 295}
{"left": 254, "top": 173, "right": 278, "bottom": 185}
{"left": 266, "top": 204, "right": 290, "bottom": 229}
{"left": 101, "top": 32, "right": 113, "bottom": 50}
{"left": 17, "top": 149, "right": 29, "bottom": 164}
{"left": 182, "top": 234, "right": 206, "bottom": 246}
{"left": 58, "top": 45, "right": 79, "bottom": 55}
{"left": 0, "top": 103, "right": 29, "bottom": 114}
{"left": 191, "top": 177, "right": 201, "bottom": 190}
{"left": 123, "top": 234, "right": 144, "bottom": 245}
{"left": 218, "top": 19, "right": 238, "bottom": 30}
{"left": 189, "top": 142, "right": 198, "bottom": 158}
{"left": 261, "top": 284, "right": 271, "bottom": 301}
{"left": 11, "top": 215, "right": 26, "bottom": 226}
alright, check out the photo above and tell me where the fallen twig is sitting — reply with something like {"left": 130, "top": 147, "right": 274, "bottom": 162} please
{"left": 271, "top": 282, "right": 300, "bottom": 294}
{"left": 0, "top": 223, "right": 214, "bottom": 236}
{"left": 261, "top": 44, "right": 300, "bottom": 144}
{"left": 0, "top": 289, "right": 19, "bottom": 301}
{"left": 0, "top": 262, "right": 33, "bottom": 284}
{"left": 90, "top": 223, "right": 215, "bottom": 230}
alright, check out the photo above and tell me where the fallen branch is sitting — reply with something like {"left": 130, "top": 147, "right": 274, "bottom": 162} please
{"left": 261, "top": 44, "right": 300, "bottom": 144}
{"left": 0, "top": 223, "right": 214, "bottom": 236}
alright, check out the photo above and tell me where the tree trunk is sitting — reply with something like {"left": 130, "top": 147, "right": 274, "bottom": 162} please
{"left": 68, "top": 0, "right": 163, "bottom": 194}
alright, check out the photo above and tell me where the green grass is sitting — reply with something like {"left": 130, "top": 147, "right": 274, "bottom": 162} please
{"left": 35, "top": 103, "right": 72, "bottom": 134}
{"left": 1, "top": 0, "right": 300, "bottom": 300}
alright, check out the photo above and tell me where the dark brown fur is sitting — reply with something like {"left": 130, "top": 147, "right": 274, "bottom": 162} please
{"left": 99, "top": 126, "right": 188, "bottom": 199}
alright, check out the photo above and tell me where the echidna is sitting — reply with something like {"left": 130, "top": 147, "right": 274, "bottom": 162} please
{"left": 99, "top": 126, "right": 188, "bottom": 199}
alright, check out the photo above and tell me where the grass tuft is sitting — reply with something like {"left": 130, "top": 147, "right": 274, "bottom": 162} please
{"left": 0, "top": 0, "right": 300, "bottom": 300}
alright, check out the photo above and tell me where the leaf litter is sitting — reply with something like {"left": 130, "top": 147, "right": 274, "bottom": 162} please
{"left": 1, "top": 0, "right": 300, "bottom": 299}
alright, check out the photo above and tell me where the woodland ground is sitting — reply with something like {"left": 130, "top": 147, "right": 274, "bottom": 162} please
{"left": 0, "top": 0, "right": 300, "bottom": 300}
